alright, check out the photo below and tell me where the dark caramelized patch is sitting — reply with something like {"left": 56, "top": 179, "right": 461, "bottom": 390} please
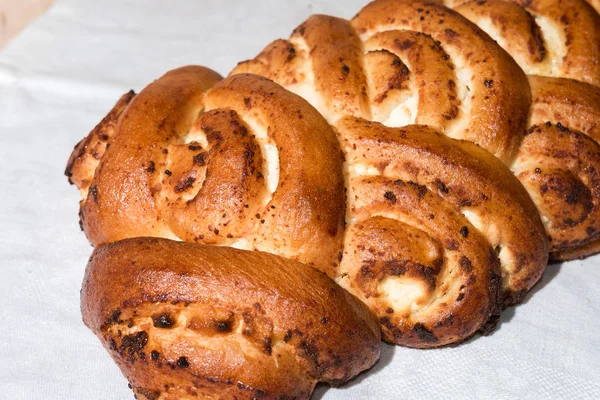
{"left": 177, "top": 356, "right": 189, "bottom": 369}
{"left": 135, "top": 388, "right": 160, "bottom": 400}
{"left": 90, "top": 185, "right": 99, "bottom": 203}
{"left": 434, "top": 178, "right": 449, "bottom": 194}
{"left": 120, "top": 331, "right": 148, "bottom": 354}
{"left": 412, "top": 323, "right": 437, "bottom": 343}
{"left": 174, "top": 176, "right": 196, "bottom": 192}
{"left": 407, "top": 181, "right": 428, "bottom": 197}
{"left": 215, "top": 320, "right": 233, "bottom": 333}
{"left": 193, "top": 152, "right": 207, "bottom": 166}
{"left": 146, "top": 161, "right": 155, "bottom": 173}
{"left": 384, "top": 191, "right": 397, "bottom": 203}
{"left": 106, "top": 308, "right": 122, "bottom": 325}
{"left": 264, "top": 338, "right": 272, "bottom": 355}
{"left": 444, "top": 28, "right": 459, "bottom": 38}
{"left": 459, "top": 256, "right": 473, "bottom": 273}
{"left": 342, "top": 64, "right": 350, "bottom": 75}
{"left": 152, "top": 313, "right": 175, "bottom": 329}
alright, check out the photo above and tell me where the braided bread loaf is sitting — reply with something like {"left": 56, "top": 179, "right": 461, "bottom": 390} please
{"left": 66, "top": 0, "right": 600, "bottom": 394}
{"left": 68, "top": 63, "right": 549, "bottom": 348}
{"left": 82, "top": 238, "right": 380, "bottom": 399}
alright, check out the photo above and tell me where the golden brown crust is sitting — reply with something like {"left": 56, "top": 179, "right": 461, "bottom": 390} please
{"left": 65, "top": 90, "right": 136, "bottom": 195}
{"left": 81, "top": 238, "right": 380, "bottom": 399}
{"left": 438, "top": 1, "right": 600, "bottom": 259}
{"left": 335, "top": 117, "right": 547, "bottom": 346}
{"left": 67, "top": 67, "right": 346, "bottom": 275}
{"left": 450, "top": 0, "right": 600, "bottom": 86}
{"left": 233, "top": 2, "right": 531, "bottom": 164}
{"left": 232, "top": 0, "right": 600, "bottom": 261}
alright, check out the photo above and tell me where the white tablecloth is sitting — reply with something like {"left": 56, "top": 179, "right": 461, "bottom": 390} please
{"left": 1, "top": 1, "right": 599, "bottom": 398}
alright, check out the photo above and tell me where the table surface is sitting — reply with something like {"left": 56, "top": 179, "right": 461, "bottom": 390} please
{"left": 1, "top": 0, "right": 599, "bottom": 399}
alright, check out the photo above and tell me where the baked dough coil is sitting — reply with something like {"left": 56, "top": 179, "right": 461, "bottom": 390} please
{"left": 82, "top": 238, "right": 381, "bottom": 400}
{"left": 442, "top": 0, "right": 600, "bottom": 85}
{"left": 234, "top": 1, "right": 530, "bottom": 164}
{"left": 66, "top": 66, "right": 346, "bottom": 275}
{"left": 434, "top": 0, "right": 600, "bottom": 260}
{"left": 335, "top": 117, "right": 546, "bottom": 346}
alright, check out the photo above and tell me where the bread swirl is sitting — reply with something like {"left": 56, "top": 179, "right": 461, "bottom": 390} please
{"left": 66, "top": 66, "right": 345, "bottom": 274}
{"left": 336, "top": 118, "right": 548, "bottom": 346}
{"left": 82, "top": 238, "right": 380, "bottom": 399}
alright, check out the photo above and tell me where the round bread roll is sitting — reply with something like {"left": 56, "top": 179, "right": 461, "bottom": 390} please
{"left": 335, "top": 117, "right": 546, "bottom": 345}
{"left": 81, "top": 237, "right": 381, "bottom": 399}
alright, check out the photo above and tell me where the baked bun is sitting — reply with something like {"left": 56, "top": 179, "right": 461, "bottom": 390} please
{"left": 66, "top": 67, "right": 346, "bottom": 274}
{"left": 81, "top": 237, "right": 381, "bottom": 399}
